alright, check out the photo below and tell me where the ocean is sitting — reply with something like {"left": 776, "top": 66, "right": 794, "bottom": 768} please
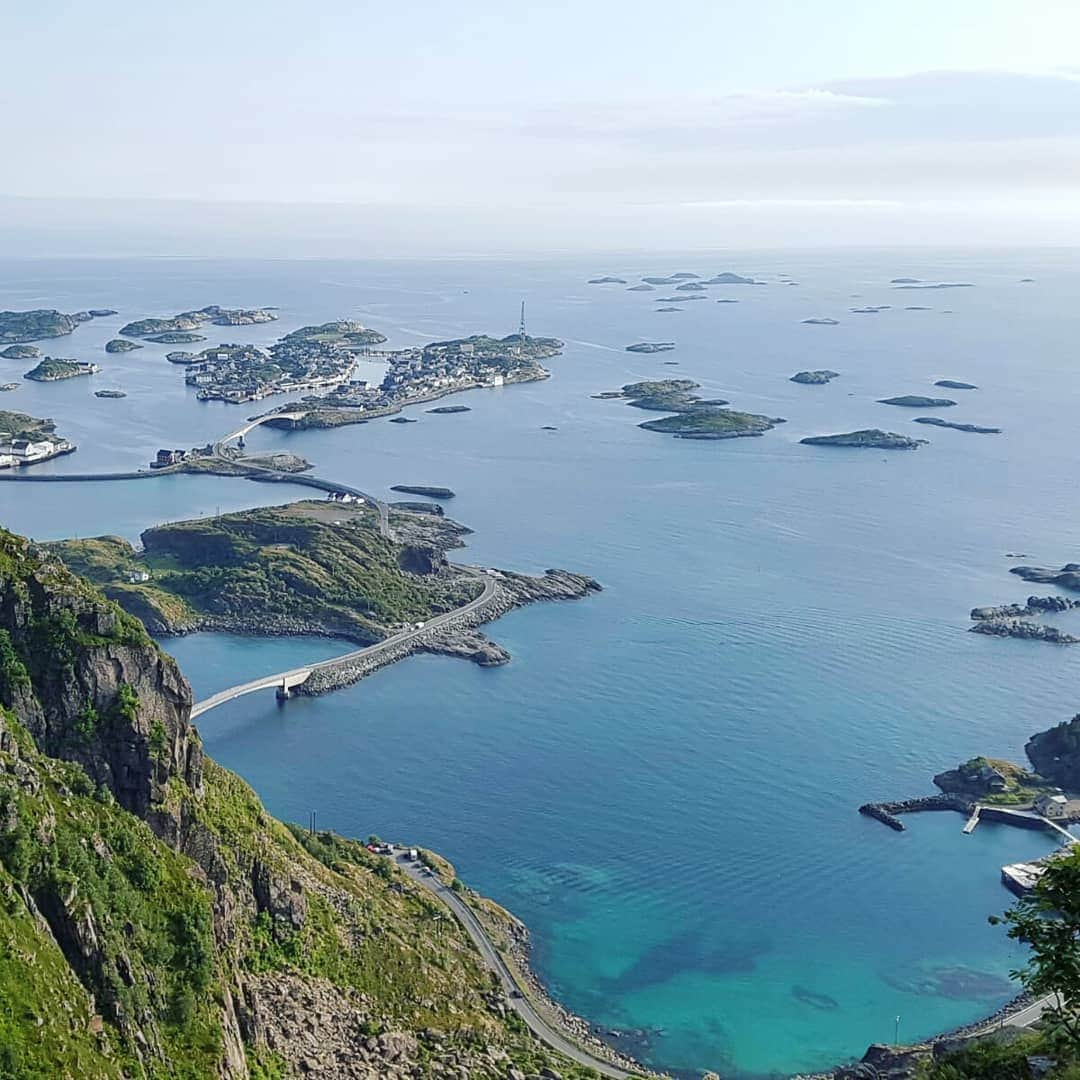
{"left": 3, "top": 251, "right": 1078, "bottom": 1077}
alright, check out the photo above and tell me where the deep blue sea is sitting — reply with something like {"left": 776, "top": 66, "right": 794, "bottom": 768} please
{"left": 3, "top": 252, "right": 1079, "bottom": 1077}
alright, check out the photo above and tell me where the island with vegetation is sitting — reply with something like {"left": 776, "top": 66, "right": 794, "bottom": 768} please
{"left": 791, "top": 370, "right": 839, "bottom": 385}
{"left": 597, "top": 379, "right": 784, "bottom": 440}
{"left": 105, "top": 338, "right": 143, "bottom": 353}
{"left": 801, "top": 429, "right": 926, "bottom": 449}
{"left": 0, "top": 344, "right": 41, "bottom": 359}
{"left": 146, "top": 331, "right": 207, "bottom": 344}
{"left": 23, "top": 358, "right": 99, "bottom": 382}
{"left": 626, "top": 342, "right": 676, "bottom": 353}
{"left": 0, "top": 308, "right": 110, "bottom": 345}
{"left": 879, "top": 395, "right": 957, "bottom": 408}
{"left": 913, "top": 417, "right": 1000, "bottom": 434}
{"left": 0, "top": 526, "right": 637, "bottom": 1079}
{"left": 119, "top": 305, "right": 278, "bottom": 338}
{"left": 47, "top": 501, "right": 599, "bottom": 670}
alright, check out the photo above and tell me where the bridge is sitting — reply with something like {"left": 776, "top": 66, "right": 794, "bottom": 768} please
{"left": 190, "top": 570, "right": 498, "bottom": 719}
{"left": 212, "top": 410, "right": 309, "bottom": 457}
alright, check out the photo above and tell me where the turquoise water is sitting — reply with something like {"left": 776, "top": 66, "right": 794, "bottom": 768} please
{"left": 3, "top": 253, "right": 1079, "bottom": 1076}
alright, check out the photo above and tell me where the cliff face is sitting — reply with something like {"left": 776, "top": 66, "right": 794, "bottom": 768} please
{"left": 0, "top": 533, "right": 201, "bottom": 822}
{"left": 1026, "top": 714, "right": 1080, "bottom": 789}
{"left": 0, "top": 529, "right": 594, "bottom": 1080}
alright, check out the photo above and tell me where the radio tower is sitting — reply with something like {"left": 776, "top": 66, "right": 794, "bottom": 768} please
{"left": 517, "top": 299, "right": 527, "bottom": 354}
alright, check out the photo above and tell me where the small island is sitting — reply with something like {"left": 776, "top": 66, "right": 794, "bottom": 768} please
{"left": 656, "top": 307, "right": 681, "bottom": 313}
{"left": 801, "top": 429, "right": 926, "bottom": 450}
{"left": 655, "top": 294, "right": 706, "bottom": 302}
{"left": 675, "top": 282, "right": 707, "bottom": 291}
{"left": 0, "top": 344, "right": 41, "bottom": 359}
{"left": 703, "top": 272, "right": 759, "bottom": 285}
{"left": 802, "top": 317, "right": 839, "bottom": 325}
{"left": 893, "top": 282, "right": 974, "bottom": 290}
{"left": 934, "top": 379, "right": 977, "bottom": 390}
{"left": 119, "top": 305, "right": 278, "bottom": 338}
{"left": 626, "top": 342, "right": 676, "bottom": 353}
{"left": 790, "top": 370, "right": 839, "bottom": 385}
{"left": 878, "top": 395, "right": 957, "bottom": 408}
{"left": 716, "top": 298, "right": 740, "bottom": 304}
{"left": 391, "top": 485, "right": 455, "bottom": 499}
{"left": 626, "top": 284, "right": 654, "bottom": 292}
{"left": 94, "top": 389, "right": 127, "bottom": 399}
{"left": 389, "top": 416, "right": 417, "bottom": 424}
{"left": 587, "top": 276, "right": 627, "bottom": 284}
{"left": 427, "top": 405, "right": 471, "bottom": 414}
{"left": 23, "top": 358, "right": 99, "bottom": 382}
{"left": 88, "top": 308, "right": 118, "bottom": 317}
{"left": 913, "top": 418, "right": 1000, "bottom": 434}
{"left": 145, "top": 331, "right": 207, "bottom": 344}
{"left": 639, "top": 409, "right": 783, "bottom": 440}
{"left": 0, "top": 384, "right": 18, "bottom": 392}
{"left": 851, "top": 305, "right": 890, "bottom": 314}
{"left": 105, "top": 338, "right": 143, "bottom": 353}
{"left": 890, "top": 277, "right": 920, "bottom": 284}
{"left": 599, "top": 379, "right": 782, "bottom": 440}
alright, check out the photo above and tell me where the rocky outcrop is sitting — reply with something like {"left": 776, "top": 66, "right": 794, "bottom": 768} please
{"left": 878, "top": 396, "right": 957, "bottom": 407}
{"left": 1011, "top": 562, "right": 1080, "bottom": 591}
{"left": 970, "top": 620, "right": 1080, "bottom": 643}
{"left": 791, "top": 370, "right": 839, "bottom": 384}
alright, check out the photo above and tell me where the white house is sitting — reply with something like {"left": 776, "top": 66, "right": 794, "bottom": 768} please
{"left": 1036, "top": 792, "right": 1072, "bottom": 820}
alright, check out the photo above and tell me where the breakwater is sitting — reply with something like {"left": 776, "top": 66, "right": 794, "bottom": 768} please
{"left": 859, "top": 794, "right": 972, "bottom": 831}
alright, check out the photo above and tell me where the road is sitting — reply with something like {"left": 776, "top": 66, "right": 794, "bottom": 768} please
{"left": 397, "top": 855, "right": 636, "bottom": 1079}
{"left": 190, "top": 570, "right": 497, "bottom": 719}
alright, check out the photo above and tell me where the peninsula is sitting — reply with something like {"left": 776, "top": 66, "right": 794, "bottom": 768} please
{"left": 801, "top": 429, "right": 926, "bottom": 449}
{"left": 23, "top": 358, "right": 99, "bottom": 382}
{"left": 0, "top": 409, "right": 75, "bottom": 467}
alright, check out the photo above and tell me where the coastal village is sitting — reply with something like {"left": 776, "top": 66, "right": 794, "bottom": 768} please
{"left": 0, "top": 409, "right": 75, "bottom": 468}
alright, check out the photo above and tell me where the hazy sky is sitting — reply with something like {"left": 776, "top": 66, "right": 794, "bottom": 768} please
{"left": 3, "top": 0, "right": 1079, "bottom": 254}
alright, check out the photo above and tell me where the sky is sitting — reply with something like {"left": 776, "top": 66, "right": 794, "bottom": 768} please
{"left": 3, "top": 0, "right": 1080, "bottom": 254}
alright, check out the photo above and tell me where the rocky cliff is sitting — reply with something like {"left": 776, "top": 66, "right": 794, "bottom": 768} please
{"left": 0, "top": 528, "right": 608, "bottom": 1079}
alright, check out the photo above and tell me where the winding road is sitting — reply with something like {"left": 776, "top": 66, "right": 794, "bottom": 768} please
{"left": 190, "top": 570, "right": 497, "bottom": 719}
{"left": 397, "top": 855, "right": 636, "bottom": 1079}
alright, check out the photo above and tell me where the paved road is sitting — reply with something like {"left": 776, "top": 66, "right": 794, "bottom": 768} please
{"left": 190, "top": 570, "right": 497, "bottom": 719}
{"left": 397, "top": 856, "right": 636, "bottom": 1079}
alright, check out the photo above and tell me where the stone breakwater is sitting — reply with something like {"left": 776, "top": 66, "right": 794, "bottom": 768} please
{"left": 301, "top": 569, "right": 600, "bottom": 696}
{"left": 859, "top": 794, "right": 971, "bottom": 832}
